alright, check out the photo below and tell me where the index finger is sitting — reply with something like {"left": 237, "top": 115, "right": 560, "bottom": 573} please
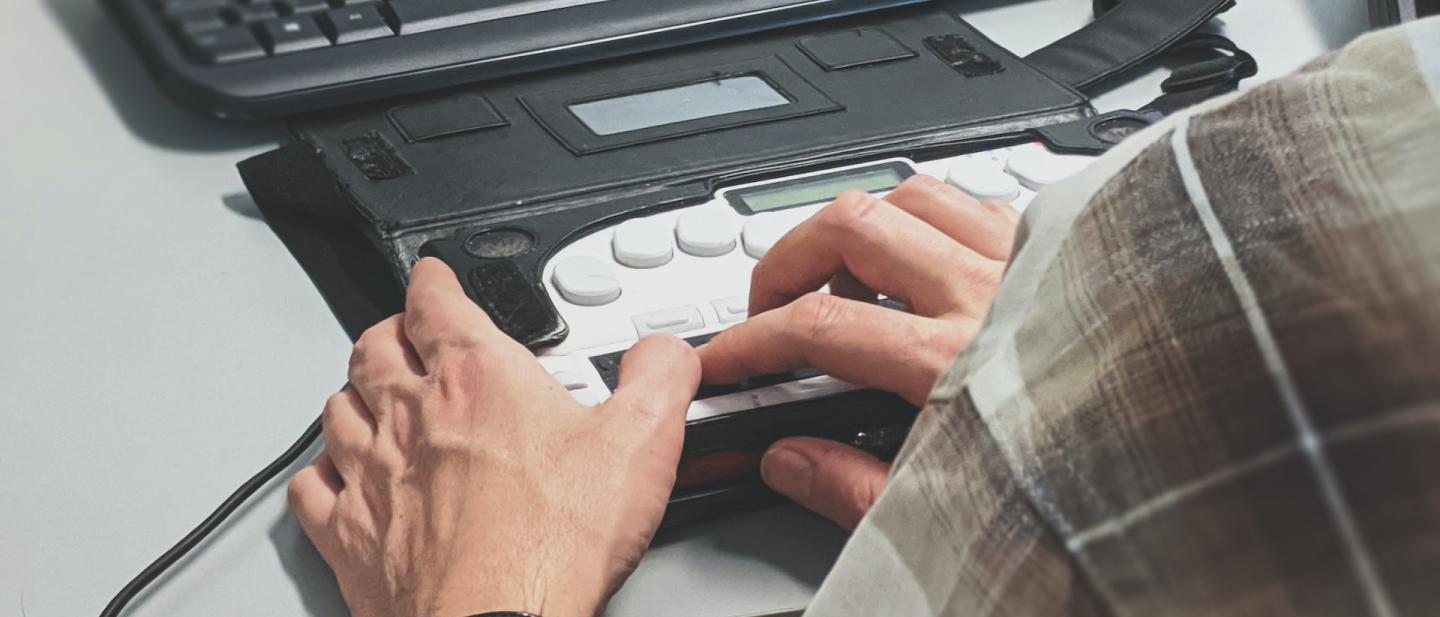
{"left": 883, "top": 174, "right": 1019, "bottom": 261}
{"left": 699, "top": 293, "right": 965, "bottom": 406}
{"left": 402, "top": 257, "right": 511, "bottom": 364}
{"left": 749, "top": 191, "right": 1000, "bottom": 319}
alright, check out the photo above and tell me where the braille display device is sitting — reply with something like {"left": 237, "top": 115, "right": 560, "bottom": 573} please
{"left": 104, "top": 2, "right": 1255, "bottom": 614}
{"left": 237, "top": 0, "right": 1250, "bottom": 524}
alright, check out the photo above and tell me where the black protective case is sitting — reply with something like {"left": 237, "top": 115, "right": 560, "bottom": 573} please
{"left": 240, "top": 1, "right": 1106, "bottom": 525}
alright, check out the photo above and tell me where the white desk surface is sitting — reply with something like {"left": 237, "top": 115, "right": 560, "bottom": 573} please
{"left": 0, "top": 1, "right": 1365, "bottom": 616}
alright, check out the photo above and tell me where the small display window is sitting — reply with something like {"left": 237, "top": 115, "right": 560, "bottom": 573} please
{"left": 568, "top": 76, "right": 790, "bottom": 136}
{"left": 724, "top": 162, "right": 915, "bottom": 214}
{"left": 519, "top": 56, "right": 842, "bottom": 154}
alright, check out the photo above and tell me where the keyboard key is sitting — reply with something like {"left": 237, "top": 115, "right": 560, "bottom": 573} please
{"left": 945, "top": 159, "right": 1020, "bottom": 202}
{"left": 570, "top": 389, "right": 600, "bottom": 406}
{"left": 552, "top": 257, "right": 622, "bottom": 306}
{"left": 320, "top": 5, "right": 394, "bottom": 44}
{"left": 675, "top": 209, "right": 737, "bottom": 257}
{"left": 386, "top": 0, "right": 612, "bottom": 35}
{"left": 741, "top": 212, "right": 800, "bottom": 259}
{"left": 631, "top": 306, "right": 705, "bottom": 337}
{"left": 282, "top": 0, "right": 331, "bottom": 14}
{"left": 550, "top": 370, "right": 589, "bottom": 391}
{"left": 228, "top": 2, "right": 281, "bottom": 23}
{"left": 711, "top": 296, "right": 748, "bottom": 324}
{"left": 257, "top": 17, "right": 331, "bottom": 55}
{"left": 171, "top": 9, "right": 227, "bottom": 34}
{"left": 156, "top": 0, "right": 229, "bottom": 17}
{"left": 1005, "top": 147, "right": 1094, "bottom": 191}
{"left": 611, "top": 219, "right": 673, "bottom": 269}
{"left": 185, "top": 26, "right": 267, "bottom": 64}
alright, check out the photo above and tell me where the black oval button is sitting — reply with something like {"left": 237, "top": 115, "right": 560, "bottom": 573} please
{"left": 464, "top": 229, "right": 534, "bottom": 259}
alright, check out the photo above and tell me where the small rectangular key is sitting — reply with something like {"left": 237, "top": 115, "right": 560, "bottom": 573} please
{"left": 320, "top": 5, "right": 395, "bottom": 45}
{"left": 256, "top": 17, "right": 332, "bottom": 55}
{"left": 185, "top": 26, "right": 267, "bottom": 64}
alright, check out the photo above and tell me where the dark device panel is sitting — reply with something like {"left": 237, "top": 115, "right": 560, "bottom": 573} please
{"left": 280, "top": 2, "right": 1088, "bottom": 295}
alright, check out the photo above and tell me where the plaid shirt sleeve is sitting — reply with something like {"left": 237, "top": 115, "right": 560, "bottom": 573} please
{"left": 807, "top": 18, "right": 1440, "bottom": 617}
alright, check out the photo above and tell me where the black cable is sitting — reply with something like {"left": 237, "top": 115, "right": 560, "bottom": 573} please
{"left": 99, "top": 415, "right": 324, "bottom": 617}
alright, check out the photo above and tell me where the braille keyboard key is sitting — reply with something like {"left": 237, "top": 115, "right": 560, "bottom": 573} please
{"left": 320, "top": 6, "right": 395, "bottom": 44}
{"left": 257, "top": 17, "right": 332, "bottom": 55}
{"left": 945, "top": 159, "right": 1021, "bottom": 202}
{"left": 711, "top": 296, "right": 748, "bottom": 324}
{"left": 742, "top": 212, "right": 800, "bottom": 259}
{"left": 631, "top": 306, "right": 704, "bottom": 337}
{"left": 676, "top": 209, "right": 737, "bottom": 257}
{"left": 1005, "top": 147, "right": 1094, "bottom": 191}
{"left": 552, "top": 257, "right": 622, "bottom": 306}
{"left": 550, "top": 370, "right": 589, "bottom": 391}
{"left": 186, "top": 26, "right": 267, "bottom": 64}
{"left": 611, "top": 219, "right": 673, "bottom": 269}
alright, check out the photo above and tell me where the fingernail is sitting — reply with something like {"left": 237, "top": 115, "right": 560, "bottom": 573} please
{"left": 761, "top": 448, "right": 813, "bottom": 500}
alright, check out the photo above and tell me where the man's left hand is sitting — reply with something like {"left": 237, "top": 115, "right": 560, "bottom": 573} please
{"left": 288, "top": 257, "right": 700, "bottom": 617}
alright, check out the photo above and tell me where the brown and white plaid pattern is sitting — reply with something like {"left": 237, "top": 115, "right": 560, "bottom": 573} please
{"left": 807, "top": 19, "right": 1440, "bottom": 617}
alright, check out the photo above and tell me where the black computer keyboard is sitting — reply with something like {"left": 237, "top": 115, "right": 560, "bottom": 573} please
{"left": 158, "top": 0, "right": 621, "bottom": 66}
{"left": 107, "top": 0, "right": 926, "bottom": 118}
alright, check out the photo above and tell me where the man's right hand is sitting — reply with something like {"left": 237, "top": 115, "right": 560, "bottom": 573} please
{"left": 696, "top": 175, "right": 1019, "bottom": 530}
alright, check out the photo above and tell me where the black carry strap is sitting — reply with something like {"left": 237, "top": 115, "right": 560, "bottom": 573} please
{"left": 1141, "top": 32, "right": 1257, "bottom": 115}
{"left": 1030, "top": 31, "right": 1257, "bottom": 155}
{"left": 1026, "top": 0, "right": 1238, "bottom": 93}
{"left": 1025, "top": 0, "right": 1258, "bottom": 154}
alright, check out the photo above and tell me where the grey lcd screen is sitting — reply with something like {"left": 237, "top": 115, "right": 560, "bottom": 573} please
{"left": 569, "top": 76, "right": 790, "bottom": 136}
{"left": 738, "top": 168, "right": 908, "bottom": 213}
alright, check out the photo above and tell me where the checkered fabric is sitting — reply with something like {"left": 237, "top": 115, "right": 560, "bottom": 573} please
{"left": 807, "top": 18, "right": 1440, "bottom": 617}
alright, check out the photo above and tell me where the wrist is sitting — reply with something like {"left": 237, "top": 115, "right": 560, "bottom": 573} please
{"left": 428, "top": 574, "right": 604, "bottom": 617}
{"left": 465, "top": 613, "right": 543, "bottom": 617}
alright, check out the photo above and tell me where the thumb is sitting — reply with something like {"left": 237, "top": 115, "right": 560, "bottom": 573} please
{"left": 603, "top": 335, "right": 701, "bottom": 433}
{"left": 761, "top": 437, "right": 890, "bottom": 531}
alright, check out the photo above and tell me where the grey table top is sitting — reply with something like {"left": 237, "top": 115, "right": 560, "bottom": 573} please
{"left": 0, "top": 1, "right": 1363, "bottom": 616}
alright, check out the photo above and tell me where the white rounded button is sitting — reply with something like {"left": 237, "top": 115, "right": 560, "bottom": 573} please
{"left": 675, "top": 209, "right": 738, "bottom": 257}
{"left": 742, "top": 213, "right": 796, "bottom": 259}
{"left": 552, "top": 257, "right": 622, "bottom": 306}
{"left": 550, "top": 370, "right": 588, "bottom": 391}
{"left": 611, "top": 219, "right": 673, "bottom": 268}
{"left": 1005, "top": 147, "right": 1094, "bottom": 191}
{"left": 945, "top": 160, "right": 1021, "bottom": 202}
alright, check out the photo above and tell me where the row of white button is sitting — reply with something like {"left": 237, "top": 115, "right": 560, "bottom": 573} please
{"left": 557, "top": 215, "right": 800, "bottom": 306}
{"left": 611, "top": 210, "right": 741, "bottom": 270}
{"left": 944, "top": 147, "right": 1092, "bottom": 201}
{"left": 558, "top": 149, "right": 1095, "bottom": 308}
{"left": 631, "top": 295, "right": 746, "bottom": 337}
